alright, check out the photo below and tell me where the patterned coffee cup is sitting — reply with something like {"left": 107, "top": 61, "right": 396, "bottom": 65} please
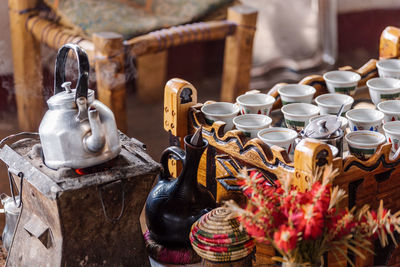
{"left": 236, "top": 93, "right": 275, "bottom": 115}
{"left": 323, "top": 70, "right": 361, "bottom": 96}
{"left": 383, "top": 121, "right": 400, "bottom": 153}
{"left": 377, "top": 59, "right": 400, "bottom": 79}
{"left": 201, "top": 102, "right": 239, "bottom": 131}
{"left": 281, "top": 103, "right": 320, "bottom": 132}
{"left": 345, "top": 108, "right": 384, "bottom": 132}
{"left": 315, "top": 93, "right": 353, "bottom": 115}
{"left": 258, "top": 127, "right": 298, "bottom": 154}
{"left": 277, "top": 84, "right": 316, "bottom": 105}
{"left": 377, "top": 100, "right": 400, "bottom": 123}
{"left": 367, "top": 77, "right": 400, "bottom": 105}
{"left": 345, "top": 130, "right": 386, "bottom": 160}
{"left": 233, "top": 114, "right": 272, "bottom": 138}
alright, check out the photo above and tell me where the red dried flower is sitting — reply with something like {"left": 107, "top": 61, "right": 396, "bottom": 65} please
{"left": 249, "top": 170, "right": 263, "bottom": 179}
{"left": 328, "top": 209, "right": 355, "bottom": 240}
{"left": 226, "top": 167, "right": 400, "bottom": 265}
{"left": 274, "top": 225, "right": 298, "bottom": 253}
{"left": 243, "top": 220, "right": 265, "bottom": 241}
{"left": 296, "top": 191, "right": 312, "bottom": 205}
{"left": 291, "top": 204, "right": 324, "bottom": 240}
{"left": 310, "top": 182, "right": 330, "bottom": 214}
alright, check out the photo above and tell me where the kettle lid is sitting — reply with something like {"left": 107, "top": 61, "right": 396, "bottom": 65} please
{"left": 304, "top": 115, "right": 341, "bottom": 139}
{"left": 47, "top": 84, "right": 95, "bottom": 108}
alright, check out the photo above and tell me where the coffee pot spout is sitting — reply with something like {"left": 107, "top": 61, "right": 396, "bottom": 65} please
{"left": 84, "top": 107, "right": 106, "bottom": 153}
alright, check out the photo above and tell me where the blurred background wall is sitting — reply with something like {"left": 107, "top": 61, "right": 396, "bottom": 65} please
{"left": 0, "top": 1, "right": 13, "bottom": 76}
{"left": 1, "top": 0, "right": 400, "bottom": 75}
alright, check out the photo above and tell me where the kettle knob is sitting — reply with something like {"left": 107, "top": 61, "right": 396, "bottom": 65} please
{"left": 317, "top": 119, "right": 328, "bottom": 133}
{"left": 61, "top": 82, "right": 72, "bottom": 93}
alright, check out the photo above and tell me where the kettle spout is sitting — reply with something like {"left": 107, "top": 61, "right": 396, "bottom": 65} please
{"left": 84, "top": 108, "right": 106, "bottom": 153}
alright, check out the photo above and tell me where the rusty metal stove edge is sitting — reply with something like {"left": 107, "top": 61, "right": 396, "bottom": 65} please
{"left": 0, "top": 133, "right": 162, "bottom": 200}
{"left": 0, "top": 145, "right": 62, "bottom": 200}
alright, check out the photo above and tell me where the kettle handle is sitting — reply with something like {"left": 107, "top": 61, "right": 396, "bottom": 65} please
{"left": 54, "top": 43, "right": 90, "bottom": 100}
{"left": 160, "top": 146, "right": 186, "bottom": 180}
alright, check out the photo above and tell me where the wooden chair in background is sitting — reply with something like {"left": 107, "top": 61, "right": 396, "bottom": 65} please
{"left": 8, "top": 0, "right": 257, "bottom": 132}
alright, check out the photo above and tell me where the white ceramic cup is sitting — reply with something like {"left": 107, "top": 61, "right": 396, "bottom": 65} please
{"left": 258, "top": 127, "right": 298, "bottom": 154}
{"left": 323, "top": 70, "right": 361, "bottom": 95}
{"left": 236, "top": 93, "right": 275, "bottom": 115}
{"left": 383, "top": 121, "right": 400, "bottom": 153}
{"left": 377, "top": 59, "right": 400, "bottom": 79}
{"left": 315, "top": 93, "right": 354, "bottom": 115}
{"left": 366, "top": 77, "right": 400, "bottom": 105}
{"left": 201, "top": 102, "right": 239, "bottom": 131}
{"left": 310, "top": 115, "right": 348, "bottom": 132}
{"left": 377, "top": 100, "right": 400, "bottom": 123}
{"left": 345, "top": 108, "right": 384, "bottom": 132}
{"left": 281, "top": 103, "right": 320, "bottom": 132}
{"left": 277, "top": 84, "right": 316, "bottom": 105}
{"left": 345, "top": 130, "right": 386, "bottom": 160}
{"left": 233, "top": 114, "right": 272, "bottom": 138}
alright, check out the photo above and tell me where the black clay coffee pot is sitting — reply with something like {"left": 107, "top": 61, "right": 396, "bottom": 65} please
{"left": 145, "top": 127, "right": 216, "bottom": 247}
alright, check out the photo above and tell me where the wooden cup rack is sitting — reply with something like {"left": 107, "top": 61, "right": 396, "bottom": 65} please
{"left": 162, "top": 26, "right": 400, "bottom": 266}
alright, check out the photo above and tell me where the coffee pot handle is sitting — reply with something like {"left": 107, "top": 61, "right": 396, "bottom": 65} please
{"left": 54, "top": 43, "right": 90, "bottom": 101}
{"left": 160, "top": 146, "right": 186, "bottom": 180}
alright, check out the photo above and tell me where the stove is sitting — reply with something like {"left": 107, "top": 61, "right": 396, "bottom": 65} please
{"left": 0, "top": 132, "right": 161, "bottom": 266}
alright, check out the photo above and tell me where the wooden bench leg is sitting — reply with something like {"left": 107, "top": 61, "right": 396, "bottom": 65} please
{"left": 93, "top": 32, "right": 127, "bottom": 133}
{"left": 136, "top": 50, "right": 168, "bottom": 103}
{"left": 9, "top": 0, "right": 44, "bottom": 131}
{"left": 221, "top": 5, "right": 257, "bottom": 102}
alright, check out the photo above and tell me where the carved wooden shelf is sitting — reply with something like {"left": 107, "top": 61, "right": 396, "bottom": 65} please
{"left": 163, "top": 26, "right": 400, "bottom": 266}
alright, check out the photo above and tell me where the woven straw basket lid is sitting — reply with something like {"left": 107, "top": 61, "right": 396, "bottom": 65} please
{"left": 189, "top": 207, "right": 255, "bottom": 262}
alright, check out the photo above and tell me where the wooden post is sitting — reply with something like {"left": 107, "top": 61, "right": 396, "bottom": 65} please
{"left": 379, "top": 26, "right": 400, "bottom": 59}
{"left": 163, "top": 78, "right": 198, "bottom": 139}
{"left": 163, "top": 78, "right": 198, "bottom": 177}
{"left": 294, "top": 139, "right": 333, "bottom": 191}
{"left": 137, "top": 50, "right": 168, "bottom": 103}
{"left": 93, "top": 32, "right": 127, "bottom": 132}
{"left": 221, "top": 5, "right": 257, "bottom": 102}
{"left": 8, "top": 0, "right": 44, "bottom": 131}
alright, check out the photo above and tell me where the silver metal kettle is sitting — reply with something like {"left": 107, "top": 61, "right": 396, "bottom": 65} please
{"left": 39, "top": 44, "right": 121, "bottom": 169}
{"left": 0, "top": 194, "right": 20, "bottom": 251}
